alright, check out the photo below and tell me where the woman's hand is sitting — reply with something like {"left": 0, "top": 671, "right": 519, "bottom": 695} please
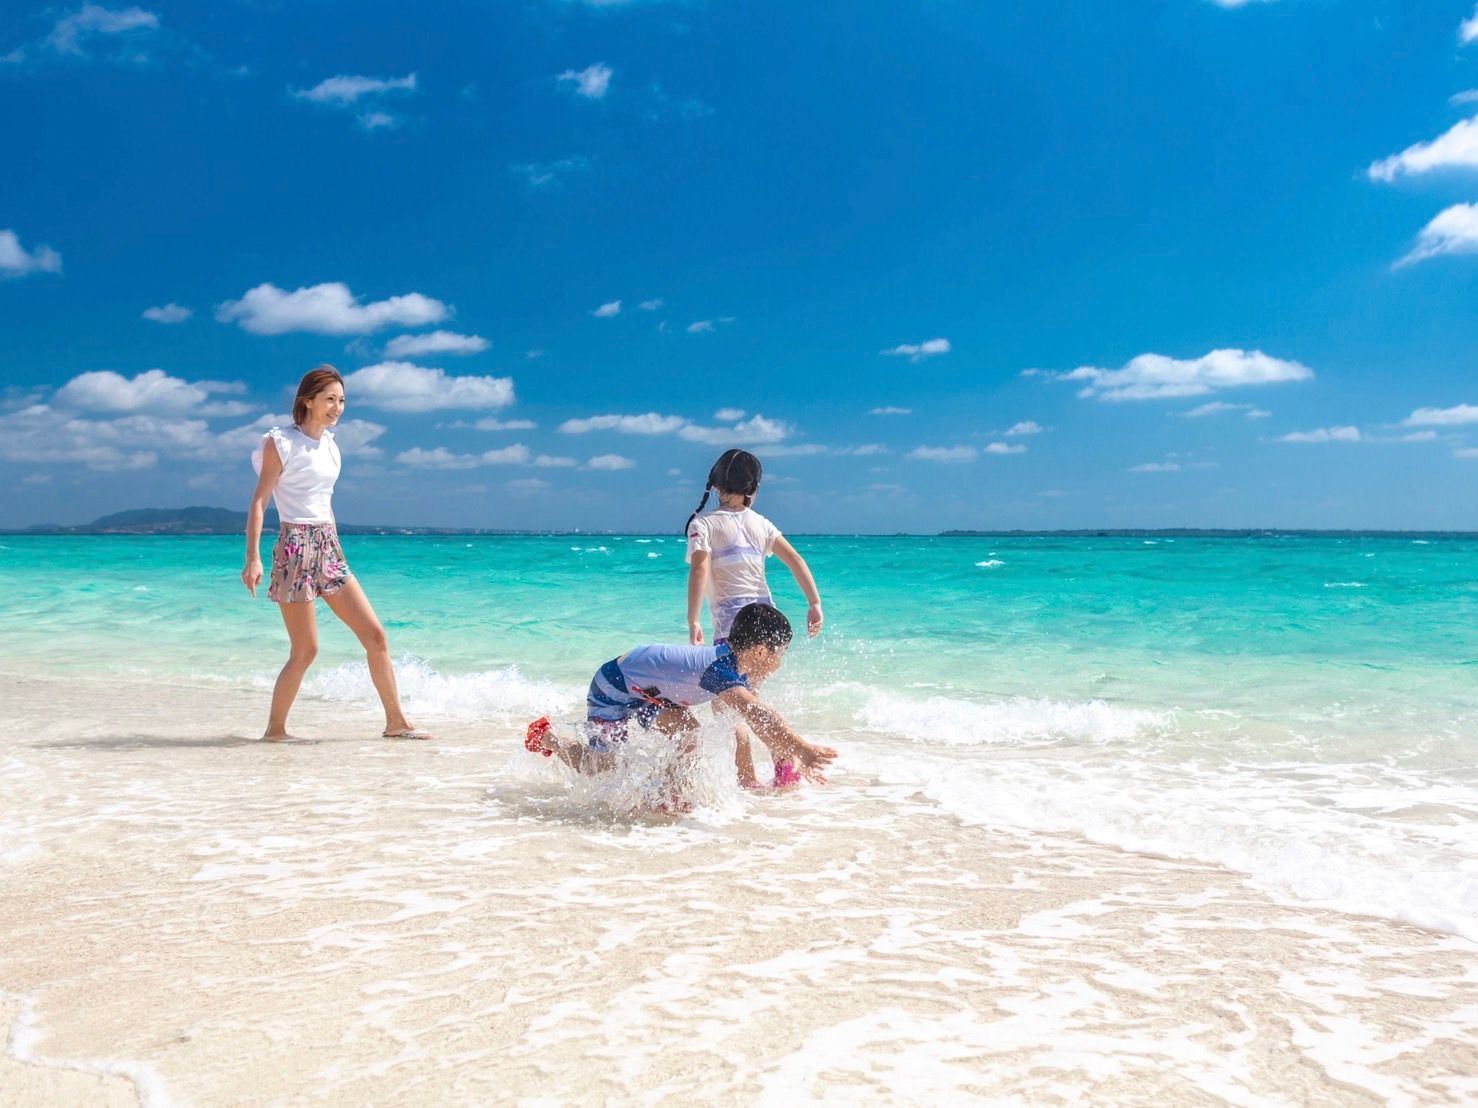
{"left": 242, "top": 558, "right": 263, "bottom": 597}
{"left": 689, "top": 621, "right": 705, "bottom": 645}
{"left": 807, "top": 602, "right": 824, "bottom": 637}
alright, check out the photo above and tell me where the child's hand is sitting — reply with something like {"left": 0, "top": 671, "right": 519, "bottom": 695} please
{"left": 689, "top": 622, "right": 705, "bottom": 645}
{"left": 807, "top": 602, "right": 824, "bottom": 637}
{"left": 796, "top": 740, "right": 836, "bottom": 782}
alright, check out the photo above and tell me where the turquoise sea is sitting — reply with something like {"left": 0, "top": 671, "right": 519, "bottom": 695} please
{"left": 3, "top": 531, "right": 1476, "bottom": 940}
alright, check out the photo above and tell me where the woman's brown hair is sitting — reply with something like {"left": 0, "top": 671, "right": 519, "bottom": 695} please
{"left": 292, "top": 364, "right": 345, "bottom": 426}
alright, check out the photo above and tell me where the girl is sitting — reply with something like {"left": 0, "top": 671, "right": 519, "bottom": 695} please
{"left": 241, "top": 364, "right": 431, "bottom": 742}
{"left": 683, "top": 448, "right": 823, "bottom": 787}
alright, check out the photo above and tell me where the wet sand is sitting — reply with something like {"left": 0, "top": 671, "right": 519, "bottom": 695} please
{"left": 3, "top": 672, "right": 1476, "bottom": 1106}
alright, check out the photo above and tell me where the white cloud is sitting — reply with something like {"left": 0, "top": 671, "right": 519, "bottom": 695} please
{"left": 1395, "top": 203, "right": 1478, "bottom": 267}
{"left": 1003, "top": 420, "right": 1042, "bottom": 436}
{"left": 507, "top": 478, "right": 551, "bottom": 492}
{"left": 474, "top": 417, "right": 537, "bottom": 431}
{"left": 1182, "top": 401, "right": 1272, "bottom": 419}
{"left": 1462, "top": 5, "right": 1478, "bottom": 44}
{"left": 359, "top": 111, "right": 398, "bottom": 131}
{"left": 1455, "top": 448, "right": 1478, "bottom": 459}
{"left": 849, "top": 444, "right": 888, "bottom": 456}
{"left": 0, "top": 401, "right": 289, "bottom": 470}
{"left": 510, "top": 157, "right": 590, "bottom": 189}
{"left": 760, "top": 444, "right": 828, "bottom": 457}
{"left": 714, "top": 408, "right": 746, "bottom": 421}
{"left": 1277, "top": 426, "right": 1361, "bottom": 443}
{"left": 53, "top": 368, "right": 245, "bottom": 415}
{"left": 1368, "top": 116, "right": 1478, "bottom": 182}
{"left": 908, "top": 445, "right": 976, "bottom": 462}
{"left": 881, "top": 338, "right": 951, "bottom": 362}
{"left": 639, "top": 298, "right": 664, "bottom": 311}
{"left": 534, "top": 453, "right": 577, "bottom": 467}
{"left": 1054, "top": 348, "right": 1313, "bottom": 402}
{"left": 679, "top": 414, "right": 790, "bottom": 446}
{"left": 592, "top": 300, "right": 622, "bottom": 318}
{"left": 1452, "top": 90, "right": 1478, "bottom": 106}
{"left": 1129, "top": 462, "right": 1180, "bottom": 473}
{"left": 560, "top": 413, "right": 687, "bottom": 435}
{"left": 1391, "top": 430, "right": 1438, "bottom": 442}
{"left": 587, "top": 453, "right": 635, "bottom": 470}
{"left": 141, "top": 303, "right": 190, "bottom": 323}
{"left": 384, "top": 330, "right": 489, "bottom": 358}
{"left": 984, "top": 442, "right": 1026, "bottom": 455}
{"left": 397, "top": 446, "right": 481, "bottom": 470}
{"left": 294, "top": 73, "right": 417, "bottom": 105}
{"left": 0, "top": 230, "right": 62, "bottom": 278}
{"left": 558, "top": 62, "right": 612, "bottom": 99}
{"left": 869, "top": 406, "right": 911, "bottom": 416}
{"left": 47, "top": 4, "right": 158, "bottom": 56}
{"left": 216, "top": 282, "right": 450, "bottom": 336}
{"left": 344, "top": 362, "right": 514, "bottom": 412}
{"left": 1404, "top": 404, "right": 1478, "bottom": 426}
{"left": 687, "top": 320, "right": 714, "bottom": 333}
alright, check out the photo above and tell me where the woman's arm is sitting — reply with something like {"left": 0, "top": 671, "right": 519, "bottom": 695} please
{"left": 242, "top": 439, "right": 282, "bottom": 596}
{"left": 687, "top": 550, "right": 709, "bottom": 644}
{"left": 771, "top": 536, "right": 823, "bottom": 637}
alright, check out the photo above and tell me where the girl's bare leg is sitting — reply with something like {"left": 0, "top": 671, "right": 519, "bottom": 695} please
{"left": 266, "top": 600, "right": 319, "bottom": 739}
{"left": 321, "top": 577, "right": 419, "bottom": 734}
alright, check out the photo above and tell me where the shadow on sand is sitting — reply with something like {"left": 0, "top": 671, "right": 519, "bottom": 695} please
{"left": 33, "top": 734, "right": 341, "bottom": 750}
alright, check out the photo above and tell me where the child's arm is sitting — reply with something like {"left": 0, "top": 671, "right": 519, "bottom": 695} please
{"left": 686, "top": 550, "right": 709, "bottom": 645}
{"left": 772, "top": 537, "right": 823, "bottom": 637}
{"left": 718, "top": 688, "right": 836, "bottom": 781}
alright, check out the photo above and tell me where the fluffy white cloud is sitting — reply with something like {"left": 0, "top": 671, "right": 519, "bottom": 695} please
{"left": 359, "top": 111, "right": 398, "bottom": 131}
{"left": 1055, "top": 348, "right": 1313, "bottom": 402}
{"left": 870, "top": 406, "right": 911, "bottom": 416}
{"left": 344, "top": 362, "right": 515, "bottom": 412}
{"left": 1403, "top": 404, "right": 1478, "bottom": 426}
{"left": 1003, "top": 420, "right": 1042, "bottom": 436}
{"left": 687, "top": 320, "right": 714, "bottom": 333}
{"left": 1396, "top": 204, "right": 1478, "bottom": 267}
{"left": 1277, "top": 426, "right": 1360, "bottom": 443}
{"left": 587, "top": 454, "right": 635, "bottom": 470}
{"left": 1129, "top": 461, "right": 1180, "bottom": 473}
{"left": 679, "top": 414, "right": 789, "bottom": 446}
{"left": 384, "top": 330, "right": 489, "bottom": 358}
{"left": 881, "top": 338, "right": 951, "bottom": 362}
{"left": 760, "top": 443, "right": 828, "bottom": 457}
{"left": 560, "top": 413, "right": 687, "bottom": 435}
{"left": 0, "top": 230, "right": 62, "bottom": 278}
{"left": 294, "top": 73, "right": 417, "bottom": 105}
{"left": 396, "top": 443, "right": 570, "bottom": 469}
{"left": 474, "top": 417, "right": 537, "bottom": 431}
{"left": 216, "top": 282, "right": 450, "bottom": 335}
{"left": 1452, "top": 90, "right": 1478, "bottom": 106}
{"left": 908, "top": 445, "right": 976, "bottom": 462}
{"left": 48, "top": 3, "right": 157, "bottom": 55}
{"left": 984, "top": 442, "right": 1026, "bottom": 455}
{"left": 639, "top": 298, "right": 664, "bottom": 311}
{"left": 1182, "top": 401, "right": 1271, "bottom": 418}
{"left": 714, "top": 408, "right": 746, "bottom": 421}
{"left": 558, "top": 62, "right": 612, "bottom": 99}
{"left": 141, "top": 303, "right": 190, "bottom": 323}
{"left": 1368, "top": 117, "right": 1478, "bottom": 182}
{"left": 1463, "top": 4, "right": 1478, "bottom": 44}
{"left": 54, "top": 368, "right": 246, "bottom": 415}
{"left": 592, "top": 300, "right": 622, "bottom": 318}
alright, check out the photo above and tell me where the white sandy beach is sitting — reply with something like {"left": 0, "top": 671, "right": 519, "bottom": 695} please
{"left": 3, "top": 671, "right": 1476, "bottom": 1106}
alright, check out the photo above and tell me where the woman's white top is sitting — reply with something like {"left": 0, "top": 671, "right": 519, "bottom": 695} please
{"left": 251, "top": 426, "right": 340, "bottom": 524}
{"left": 685, "top": 507, "right": 782, "bottom": 639}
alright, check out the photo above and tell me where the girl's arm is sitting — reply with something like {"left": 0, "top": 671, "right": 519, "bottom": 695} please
{"left": 687, "top": 550, "right": 709, "bottom": 644}
{"left": 772, "top": 536, "right": 823, "bottom": 637}
{"left": 243, "top": 439, "right": 283, "bottom": 596}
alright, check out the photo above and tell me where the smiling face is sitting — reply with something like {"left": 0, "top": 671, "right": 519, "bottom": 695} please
{"left": 304, "top": 381, "right": 345, "bottom": 427}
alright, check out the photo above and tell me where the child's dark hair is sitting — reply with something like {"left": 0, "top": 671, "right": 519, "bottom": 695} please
{"left": 683, "top": 449, "right": 763, "bottom": 535}
{"left": 726, "top": 603, "right": 793, "bottom": 653}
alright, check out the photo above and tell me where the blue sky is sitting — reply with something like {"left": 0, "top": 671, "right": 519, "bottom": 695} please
{"left": 3, "top": 0, "right": 1478, "bottom": 532}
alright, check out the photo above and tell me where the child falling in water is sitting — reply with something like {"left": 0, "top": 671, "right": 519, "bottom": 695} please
{"left": 683, "top": 450, "right": 824, "bottom": 788}
{"left": 525, "top": 603, "right": 836, "bottom": 803}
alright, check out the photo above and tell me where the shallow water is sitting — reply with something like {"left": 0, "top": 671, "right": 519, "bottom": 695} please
{"left": 2, "top": 534, "right": 1476, "bottom": 1102}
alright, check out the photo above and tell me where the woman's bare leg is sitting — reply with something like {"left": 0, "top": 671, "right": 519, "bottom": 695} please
{"left": 321, "top": 577, "right": 419, "bottom": 735}
{"left": 266, "top": 600, "right": 319, "bottom": 739}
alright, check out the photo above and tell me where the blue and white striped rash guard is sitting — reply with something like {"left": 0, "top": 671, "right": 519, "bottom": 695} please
{"left": 586, "top": 643, "right": 750, "bottom": 725}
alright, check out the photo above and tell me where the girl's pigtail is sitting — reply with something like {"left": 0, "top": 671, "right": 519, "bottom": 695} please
{"left": 684, "top": 485, "right": 712, "bottom": 536}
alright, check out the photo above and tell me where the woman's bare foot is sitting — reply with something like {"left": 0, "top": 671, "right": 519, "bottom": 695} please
{"left": 383, "top": 725, "right": 433, "bottom": 740}
{"left": 262, "top": 731, "right": 305, "bottom": 742}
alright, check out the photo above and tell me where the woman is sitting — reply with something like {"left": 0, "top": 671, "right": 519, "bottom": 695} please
{"left": 241, "top": 364, "right": 431, "bottom": 741}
